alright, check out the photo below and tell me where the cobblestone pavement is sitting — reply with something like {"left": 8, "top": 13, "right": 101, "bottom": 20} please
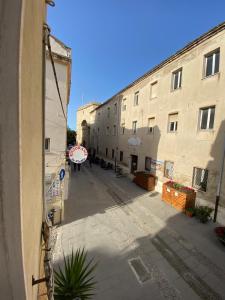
{"left": 53, "top": 164, "right": 225, "bottom": 300}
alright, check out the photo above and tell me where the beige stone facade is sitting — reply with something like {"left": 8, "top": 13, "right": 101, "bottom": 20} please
{"left": 0, "top": 1, "right": 46, "bottom": 299}
{"left": 77, "top": 22, "right": 225, "bottom": 220}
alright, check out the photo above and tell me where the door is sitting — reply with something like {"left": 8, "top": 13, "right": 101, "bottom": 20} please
{"left": 131, "top": 155, "right": 138, "bottom": 174}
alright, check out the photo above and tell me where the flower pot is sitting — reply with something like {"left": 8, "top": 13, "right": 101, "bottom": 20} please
{"left": 162, "top": 182, "right": 196, "bottom": 212}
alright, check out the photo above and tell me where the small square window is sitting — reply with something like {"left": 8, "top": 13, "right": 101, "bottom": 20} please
{"left": 172, "top": 69, "right": 182, "bottom": 90}
{"left": 199, "top": 106, "right": 215, "bottom": 130}
{"left": 120, "top": 151, "right": 123, "bottom": 162}
{"left": 168, "top": 113, "right": 178, "bottom": 132}
{"left": 204, "top": 49, "right": 220, "bottom": 77}
{"left": 132, "top": 121, "right": 137, "bottom": 134}
{"left": 145, "top": 157, "right": 151, "bottom": 171}
{"left": 134, "top": 91, "right": 139, "bottom": 106}
{"left": 121, "top": 123, "right": 125, "bottom": 135}
{"left": 147, "top": 117, "right": 155, "bottom": 134}
{"left": 164, "top": 161, "right": 174, "bottom": 179}
{"left": 192, "top": 167, "right": 208, "bottom": 192}
{"left": 45, "top": 138, "right": 50, "bottom": 151}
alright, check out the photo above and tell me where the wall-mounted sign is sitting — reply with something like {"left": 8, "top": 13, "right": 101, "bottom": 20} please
{"left": 69, "top": 145, "right": 88, "bottom": 164}
{"left": 128, "top": 137, "right": 141, "bottom": 146}
{"left": 59, "top": 169, "right": 65, "bottom": 181}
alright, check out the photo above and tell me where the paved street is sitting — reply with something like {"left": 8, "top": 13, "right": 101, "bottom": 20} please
{"left": 53, "top": 164, "right": 225, "bottom": 300}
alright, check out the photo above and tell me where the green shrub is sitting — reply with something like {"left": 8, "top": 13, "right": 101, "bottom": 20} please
{"left": 54, "top": 248, "right": 97, "bottom": 300}
{"left": 195, "top": 206, "right": 213, "bottom": 223}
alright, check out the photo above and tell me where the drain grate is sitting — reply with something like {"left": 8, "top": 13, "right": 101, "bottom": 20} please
{"left": 128, "top": 257, "right": 151, "bottom": 284}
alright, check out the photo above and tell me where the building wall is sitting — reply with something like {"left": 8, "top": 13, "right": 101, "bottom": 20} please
{"left": 77, "top": 25, "right": 225, "bottom": 211}
{"left": 45, "top": 56, "right": 70, "bottom": 154}
{"left": 0, "top": 0, "right": 46, "bottom": 299}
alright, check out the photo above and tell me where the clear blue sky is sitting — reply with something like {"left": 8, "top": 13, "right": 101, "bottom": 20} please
{"left": 48, "top": 0, "right": 225, "bottom": 130}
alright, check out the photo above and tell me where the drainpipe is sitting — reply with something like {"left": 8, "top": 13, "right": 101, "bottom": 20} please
{"left": 213, "top": 136, "right": 225, "bottom": 222}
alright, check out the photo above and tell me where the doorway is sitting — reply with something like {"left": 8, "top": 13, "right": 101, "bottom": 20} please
{"left": 131, "top": 155, "right": 138, "bottom": 174}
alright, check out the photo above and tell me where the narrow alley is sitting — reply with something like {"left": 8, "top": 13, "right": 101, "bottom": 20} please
{"left": 53, "top": 164, "right": 225, "bottom": 300}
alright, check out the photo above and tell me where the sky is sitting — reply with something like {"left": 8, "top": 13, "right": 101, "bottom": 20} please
{"left": 48, "top": 0, "right": 225, "bottom": 130}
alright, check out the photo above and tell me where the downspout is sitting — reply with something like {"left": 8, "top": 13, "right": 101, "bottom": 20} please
{"left": 213, "top": 137, "right": 225, "bottom": 222}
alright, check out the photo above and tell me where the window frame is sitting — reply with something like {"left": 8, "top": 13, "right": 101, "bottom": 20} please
{"left": 122, "top": 98, "right": 127, "bottom": 111}
{"left": 192, "top": 167, "right": 208, "bottom": 192}
{"left": 132, "top": 121, "right": 137, "bottom": 134}
{"left": 199, "top": 106, "right": 215, "bottom": 131}
{"left": 172, "top": 68, "right": 182, "bottom": 91}
{"left": 168, "top": 113, "right": 178, "bottom": 133}
{"left": 121, "top": 123, "right": 125, "bottom": 135}
{"left": 145, "top": 157, "right": 152, "bottom": 171}
{"left": 150, "top": 81, "right": 158, "bottom": 99}
{"left": 147, "top": 117, "right": 155, "bottom": 134}
{"left": 134, "top": 91, "right": 139, "bottom": 106}
{"left": 204, "top": 48, "right": 220, "bottom": 78}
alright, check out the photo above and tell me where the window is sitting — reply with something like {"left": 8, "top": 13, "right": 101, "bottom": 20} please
{"left": 145, "top": 157, "right": 151, "bottom": 171}
{"left": 45, "top": 138, "right": 50, "bottom": 151}
{"left": 172, "top": 69, "right": 182, "bottom": 90}
{"left": 114, "top": 103, "right": 117, "bottom": 114}
{"left": 168, "top": 113, "right": 178, "bottom": 132}
{"left": 199, "top": 106, "right": 215, "bottom": 130}
{"left": 121, "top": 123, "right": 125, "bottom": 135}
{"left": 164, "top": 161, "right": 174, "bottom": 179}
{"left": 204, "top": 49, "right": 220, "bottom": 77}
{"left": 150, "top": 81, "right": 158, "bottom": 99}
{"left": 134, "top": 91, "right": 139, "bottom": 106}
{"left": 192, "top": 167, "right": 208, "bottom": 192}
{"left": 112, "top": 149, "right": 115, "bottom": 159}
{"left": 97, "top": 127, "right": 100, "bottom": 135}
{"left": 122, "top": 99, "right": 126, "bottom": 111}
{"left": 106, "top": 126, "right": 110, "bottom": 135}
{"left": 147, "top": 117, "right": 155, "bottom": 134}
{"left": 113, "top": 125, "right": 117, "bottom": 136}
{"left": 106, "top": 148, "right": 108, "bottom": 157}
{"left": 98, "top": 112, "right": 100, "bottom": 116}
{"left": 107, "top": 107, "right": 110, "bottom": 118}
{"left": 132, "top": 121, "right": 137, "bottom": 134}
{"left": 120, "top": 151, "right": 123, "bottom": 162}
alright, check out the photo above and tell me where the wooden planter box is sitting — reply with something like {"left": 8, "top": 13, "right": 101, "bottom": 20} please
{"left": 162, "top": 182, "right": 196, "bottom": 212}
{"left": 133, "top": 172, "right": 156, "bottom": 191}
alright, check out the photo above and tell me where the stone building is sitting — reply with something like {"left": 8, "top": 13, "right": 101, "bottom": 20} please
{"left": 77, "top": 22, "right": 225, "bottom": 222}
{"left": 45, "top": 35, "right": 72, "bottom": 223}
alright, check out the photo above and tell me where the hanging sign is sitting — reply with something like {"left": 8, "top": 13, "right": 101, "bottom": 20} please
{"left": 69, "top": 145, "right": 88, "bottom": 164}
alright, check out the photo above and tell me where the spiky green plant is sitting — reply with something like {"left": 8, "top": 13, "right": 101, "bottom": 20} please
{"left": 54, "top": 248, "right": 97, "bottom": 300}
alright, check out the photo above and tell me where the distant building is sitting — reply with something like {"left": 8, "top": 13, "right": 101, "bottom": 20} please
{"left": 45, "top": 35, "right": 72, "bottom": 223}
{"left": 77, "top": 22, "right": 225, "bottom": 223}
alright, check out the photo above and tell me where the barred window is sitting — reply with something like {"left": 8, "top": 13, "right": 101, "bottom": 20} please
{"left": 164, "top": 161, "right": 174, "bottom": 179}
{"left": 192, "top": 167, "right": 208, "bottom": 192}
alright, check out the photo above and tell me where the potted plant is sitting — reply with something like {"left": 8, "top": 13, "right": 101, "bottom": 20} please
{"left": 162, "top": 180, "right": 196, "bottom": 212}
{"left": 215, "top": 227, "right": 225, "bottom": 246}
{"left": 54, "top": 248, "right": 97, "bottom": 300}
{"left": 195, "top": 206, "right": 213, "bottom": 223}
{"left": 185, "top": 207, "right": 195, "bottom": 217}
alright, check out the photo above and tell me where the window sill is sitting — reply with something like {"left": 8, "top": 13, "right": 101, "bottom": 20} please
{"left": 202, "top": 72, "right": 220, "bottom": 80}
{"left": 168, "top": 131, "right": 178, "bottom": 134}
{"left": 150, "top": 96, "right": 158, "bottom": 100}
{"left": 171, "top": 87, "right": 182, "bottom": 93}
